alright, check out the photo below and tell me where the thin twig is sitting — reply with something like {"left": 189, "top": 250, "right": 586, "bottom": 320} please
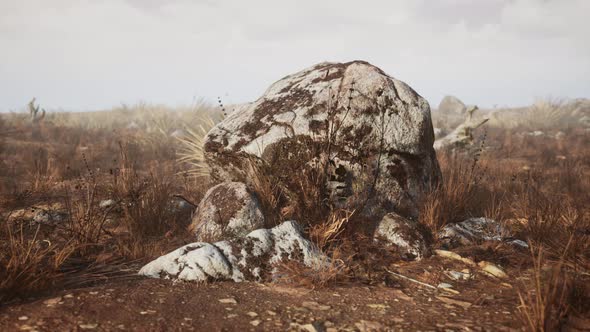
{"left": 385, "top": 268, "right": 437, "bottom": 290}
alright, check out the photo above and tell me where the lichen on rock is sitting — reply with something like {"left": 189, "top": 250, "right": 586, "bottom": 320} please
{"left": 139, "top": 221, "right": 325, "bottom": 282}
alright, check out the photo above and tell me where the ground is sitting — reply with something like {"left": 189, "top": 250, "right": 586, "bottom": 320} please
{"left": 1, "top": 257, "right": 528, "bottom": 332}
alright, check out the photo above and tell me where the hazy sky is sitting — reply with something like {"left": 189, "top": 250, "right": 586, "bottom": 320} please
{"left": 1, "top": 0, "right": 589, "bottom": 112}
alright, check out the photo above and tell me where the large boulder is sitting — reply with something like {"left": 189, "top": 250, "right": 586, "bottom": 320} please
{"left": 189, "top": 182, "right": 265, "bottom": 242}
{"left": 204, "top": 61, "right": 440, "bottom": 220}
{"left": 139, "top": 221, "right": 324, "bottom": 282}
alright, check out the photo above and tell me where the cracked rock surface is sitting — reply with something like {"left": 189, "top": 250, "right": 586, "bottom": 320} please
{"left": 139, "top": 221, "right": 324, "bottom": 282}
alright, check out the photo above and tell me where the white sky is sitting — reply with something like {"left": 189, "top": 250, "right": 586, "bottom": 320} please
{"left": 1, "top": 0, "right": 589, "bottom": 111}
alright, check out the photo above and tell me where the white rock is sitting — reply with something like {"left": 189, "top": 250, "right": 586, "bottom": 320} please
{"left": 139, "top": 221, "right": 325, "bottom": 282}
{"left": 99, "top": 199, "right": 116, "bottom": 209}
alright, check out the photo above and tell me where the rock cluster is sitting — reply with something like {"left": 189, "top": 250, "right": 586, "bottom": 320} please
{"left": 140, "top": 61, "right": 493, "bottom": 282}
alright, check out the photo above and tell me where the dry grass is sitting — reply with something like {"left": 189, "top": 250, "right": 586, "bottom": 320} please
{"left": 419, "top": 151, "right": 483, "bottom": 235}
{"left": 518, "top": 245, "right": 573, "bottom": 332}
{"left": 274, "top": 247, "right": 351, "bottom": 289}
{"left": 0, "top": 223, "right": 76, "bottom": 303}
{"left": 1, "top": 98, "right": 589, "bottom": 324}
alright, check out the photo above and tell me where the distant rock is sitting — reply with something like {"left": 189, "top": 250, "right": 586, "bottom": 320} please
{"left": 374, "top": 212, "right": 429, "bottom": 260}
{"left": 438, "top": 95, "right": 466, "bottom": 114}
{"left": 204, "top": 61, "right": 440, "bottom": 220}
{"left": 139, "top": 220, "right": 325, "bottom": 282}
{"left": 189, "top": 182, "right": 265, "bottom": 242}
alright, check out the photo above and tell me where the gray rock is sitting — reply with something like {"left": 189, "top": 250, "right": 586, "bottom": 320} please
{"left": 204, "top": 61, "right": 440, "bottom": 220}
{"left": 438, "top": 217, "right": 527, "bottom": 249}
{"left": 374, "top": 212, "right": 428, "bottom": 260}
{"left": 189, "top": 182, "right": 265, "bottom": 242}
{"left": 139, "top": 220, "right": 325, "bottom": 282}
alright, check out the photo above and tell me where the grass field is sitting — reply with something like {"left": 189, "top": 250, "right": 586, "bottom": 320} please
{"left": 1, "top": 100, "right": 589, "bottom": 331}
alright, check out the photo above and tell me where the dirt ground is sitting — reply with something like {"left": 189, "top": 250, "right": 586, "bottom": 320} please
{"left": 0, "top": 257, "right": 537, "bottom": 332}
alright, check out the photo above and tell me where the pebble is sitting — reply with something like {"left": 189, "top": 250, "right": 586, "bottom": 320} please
{"left": 79, "top": 323, "right": 98, "bottom": 330}
{"left": 43, "top": 297, "right": 62, "bottom": 307}
{"left": 250, "top": 320, "right": 261, "bottom": 326}
{"left": 18, "top": 316, "right": 29, "bottom": 321}
{"left": 218, "top": 298, "right": 238, "bottom": 304}
{"left": 302, "top": 301, "right": 331, "bottom": 311}
{"left": 246, "top": 312, "right": 258, "bottom": 317}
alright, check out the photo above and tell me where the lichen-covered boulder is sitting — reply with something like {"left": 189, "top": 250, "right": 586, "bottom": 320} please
{"left": 139, "top": 221, "right": 324, "bottom": 282}
{"left": 189, "top": 182, "right": 265, "bottom": 242}
{"left": 204, "top": 61, "right": 440, "bottom": 220}
{"left": 374, "top": 212, "right": 429, "bottom": 260}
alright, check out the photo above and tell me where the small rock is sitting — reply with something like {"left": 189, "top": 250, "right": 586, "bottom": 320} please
{"left": 246, "top": 312, "right": 258, "bottom": 317}
{"left": 437, "top": 283, "right": 454, "bottom": 289}
{"left": 436, "top": 296, "right": 472, "bottom": 309}
{"left": 301, "top": 322, "right": 325, "bottom": 332}
{"left": 43, "top": 297, "right": 62, "bottom": 306}
{"left": 302, "top": 301, "right": 331, "bottom": 311}
{"left": 18, "top": 316, "right": 29, "bottom": 321}
{"left": 266, "top": 310, "right": 277, "bottom": 316}
{"left": 99, "top": 199, "right": 116, "bottom": 209}
{"left": 218, "top": 298, "right": 238, "bottom": 304}
{"left": 63, "top": 294, "right": 74, "bottom": 299}
{"left": 79, "top": 323, "right": 98, "bottom": 330}
{"left": 446, "top": 270, "right": 470, "bottom": 281}
{"left": 250, "top": 320, "right": 261, "bottom": 326}
{"left": 478, "top": 261, "right": 507, "bottom": 278}
{"left": 366, "top": 304, "right": 389, "bottom": 310}
{"left": 226, "top": 314, "right": 238, "bottom": 319}
{"left": 355, "top": 320, "right": 384, "bottom": 332}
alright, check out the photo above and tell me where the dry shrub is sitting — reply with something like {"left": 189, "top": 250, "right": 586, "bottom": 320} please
{"left": 309, "top": 209, "right": 354, "bottom": 251}
{"left": 61, "top": 181, "right": 111, "bottom": 252}
{"left": 518, "top": 245, "right": 572, "bottom": 332}
{"left": 243, "top": 157, "right": 286, "bottom": 226}
{"left": 0, "top": 223, "right": 75, "bottom": 303}
{"left": 273, "top": 247, "right": 351, "bottom": 289}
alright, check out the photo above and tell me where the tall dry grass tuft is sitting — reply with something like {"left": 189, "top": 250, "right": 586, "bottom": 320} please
{"left": 176, "top": 113, "right": 219, "bottom": 177}
{"left": 309, "top": 209, "right": 354, "bottom": 251}
{"left": 419, "top": 150, "right": 483, "bottom": 235}
{"left": 0, "top": 223, "right": 76, "bottom": 303}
